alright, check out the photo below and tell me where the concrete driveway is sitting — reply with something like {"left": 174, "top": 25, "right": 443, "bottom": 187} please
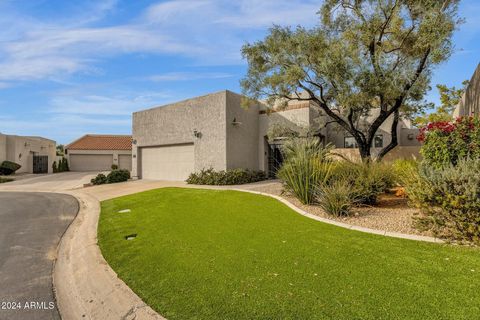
{"left": 0, "top": 172, "right": 101, "bottom": 192}
{"left": 0, "top": 192, "right": 79, "bottom": 320}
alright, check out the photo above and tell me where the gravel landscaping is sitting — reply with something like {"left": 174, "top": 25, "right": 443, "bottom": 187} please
{"left": 242, "top": 181, "right": 430, "bottom": 237}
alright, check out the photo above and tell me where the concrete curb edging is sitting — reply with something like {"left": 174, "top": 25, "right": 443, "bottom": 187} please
{"left": 53, "top": 190, "right": 164, "bottom": 320}
{"left": 231, "top": 188, "right": 445, "bottom": 244}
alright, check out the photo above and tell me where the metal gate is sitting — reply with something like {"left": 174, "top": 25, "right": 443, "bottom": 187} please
{"left": 267, "top": 144, "right": 284, "bottom": 178}
{"left": 33, "top": 155, "right": 48, "bottom": 174}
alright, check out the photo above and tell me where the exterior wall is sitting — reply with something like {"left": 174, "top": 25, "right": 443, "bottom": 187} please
{"left": 258, "top": 106, "right": 312, "bottom": 171}
{"left": 332, "top": 146, "right": 421, "bottom": 162}
{"left": 66, "top": 149, "right": 132, "bottom": 170}
{"left": 0, "top": 134, "right": 6, "bottom": 163}
{"left": 325, "top": 110, "right": 420, "bottom": 152}
{"left": 454, "top": 63, "right": 480, "bottom": 117}
{"left": 132, "top": 90, "right": 228, "bottom": 178}
{"left": 3, "top": 135, "right": 56, "bottom": 173}
{"left": 225, "top": 91, "right": 260, "bottom": 170}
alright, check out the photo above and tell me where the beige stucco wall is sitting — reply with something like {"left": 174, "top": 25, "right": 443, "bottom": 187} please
{"left": 0, "top": 134, "right": 6, "bottom": 164}
{"left": 454, "top": 63, "right": 480, "bottom": 117}
{"left": 66, "top": 149, "right": 132, "bottom": 170}
{"left": 132, "top": 90, "right": 229, "bottom": 178}
{"left": 225, "top": 91, "right": 260, "bottom": 170}
{"left": 332, "top": 146, "right": 421, "bottom": 162}
{"left": 2, "top": 135, "right": 56, "bottom": 174}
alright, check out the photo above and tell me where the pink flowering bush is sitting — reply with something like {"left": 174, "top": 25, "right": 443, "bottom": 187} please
{"left": 418, "top": 116, "right": 480, "bottom": 167}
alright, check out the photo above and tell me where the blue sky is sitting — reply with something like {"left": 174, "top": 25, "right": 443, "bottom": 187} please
{"left": 1, "top": 0, "right": 479, "bottom": 144}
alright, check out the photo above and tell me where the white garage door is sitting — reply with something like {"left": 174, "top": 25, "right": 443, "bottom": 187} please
{"left": 69, "top": 154, "right": 113, "bottom": 171}
{"left": 118, "top": 154, "right": 132, "bottom": 171}
{"left": 141, "top": 144, "right": 194, "bottom": 181}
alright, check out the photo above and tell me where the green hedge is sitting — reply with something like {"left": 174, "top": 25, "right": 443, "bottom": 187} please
{"left": 0, "top": 161, "right": 21, "bottom": 175}
{"left": 91, "top": 169, "right": 130, "bottom": 185}
{"left": 187, "top": 168, "right": 266, "bottom": 185}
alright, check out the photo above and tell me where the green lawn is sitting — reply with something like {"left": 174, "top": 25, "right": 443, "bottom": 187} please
{"left": 99, "top": 188, "right": 480, "bottom": 320}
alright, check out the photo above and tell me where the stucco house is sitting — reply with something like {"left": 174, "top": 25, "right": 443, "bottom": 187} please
{"left": 454, "top": 63, "right": 480, "bottom": 117}
{"left": 132, "top": 90, "right": 420, "bottom": 181}
{"left": 65, "top": 134, "right": 132, "bottom": 172}
{"left": 0, "top": 133, "right": 56, "bottom": 174}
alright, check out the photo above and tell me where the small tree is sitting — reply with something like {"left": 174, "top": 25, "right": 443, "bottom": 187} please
{"left": 241, "top": 0, "right": 461, "bottom": 161}
{"left": 414, "top": 80, "right": 469, "bottom": 126}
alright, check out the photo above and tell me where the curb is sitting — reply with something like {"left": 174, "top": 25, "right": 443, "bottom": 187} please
{"left": 230, "top": 188, "right": 444, "bottom": 244}
{"left": 53, "top": 190, "right": 164, "bottom": 320}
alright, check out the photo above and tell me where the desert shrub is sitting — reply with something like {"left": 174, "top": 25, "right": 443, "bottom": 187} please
{"left": 391, "top": 159, "right": 419, "bottom": 186}
{"left": 91, "top": 173, "right": 107, "bottom": 185}
{"left": 107, "top": 169, "right": 130, "bottom": 183}
{"left": 278, "top": 157, "right": 333, "bottom": 205}
{"left": 186, "top": 168, "right": 266, "bottom": 185}
{"left": 0, "top": 161, "right": 21, "bottom": 175}
{"left": 111, "top": 164, "right": 118, "bottom": 170}
{"left": 0, "top": 177, "right": 13, "bottom": 183}
{"left": 316, "top": 180, "right": 354, "bottom": 216}
{"left": 406, "top": 158, "right": 480, "bottom": 244}
{"left": 281, "top": 137, "right": 332, "bottom": 161}
{"left": 331, "top": 161, "right": 394, "bottom": 205}
{"left": 419, "top": 116, "right": 480, "bottom": 168}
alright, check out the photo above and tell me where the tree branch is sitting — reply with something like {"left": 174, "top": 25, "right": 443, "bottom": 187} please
{"left": 377, "top": 109, "right": 399, "bottom": 160}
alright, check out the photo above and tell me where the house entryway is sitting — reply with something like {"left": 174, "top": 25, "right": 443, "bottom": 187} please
{"left": 267, "top": 143, "right": 284, "bottom": 178}
{"left": 33, "top": 155, "right": 48, "bottom": 174}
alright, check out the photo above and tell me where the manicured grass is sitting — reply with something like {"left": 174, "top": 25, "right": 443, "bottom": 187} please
{"left": 0, "top": 177, "right": 13, "bottom": 183}
{"left": 99, "top": 188, "right": 480, "bottom": 320}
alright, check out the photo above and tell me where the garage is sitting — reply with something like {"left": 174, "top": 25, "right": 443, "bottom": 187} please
{"left": 65, "top": 135, "right": 132, "bottom": 172}
{"left": 140, "top": 144, "right": 194, "bottom": 181}
{"left": 118, "top": 154, "right": 132, "bottom": 171}
{"left": 69, "top": 154, "right": 113, "bottom": 171}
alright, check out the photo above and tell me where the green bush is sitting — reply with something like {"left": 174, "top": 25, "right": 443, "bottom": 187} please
{"left": 0, "top": 161, "right": 21, "bottom": 175}
{"left": 316, "top": 180, "right": 353, "bottom": 216}
{"left": 406, "top": 158, "right": 480, "bottom": 244}
{"left": 0, "top": 177, "right": 14, "bottom": 183}
{"left": 107, "top": 169, "right": 130, "bottom": 184}
{"left": 331, "top": 161, "right": 394, "bottom": 205}
{"left": 91, "top": 173, "right": 107, "bottom": 185}
{"left": 419, "top": 117, "right": 480, "bottom": 168}
{"left": 52, "top": 161, "right": 58, "bottom": 173}
{"left": 391, "top": 159, "right": 419, "bottom": 186}
{"left": 111, "top": 164, "right": 118, "bottom": 170}
{"left": 277, "top": 137, "right": 333, "bottom": 204}
{"left": 186, "top": 168, "right": 266, "bottom": 185}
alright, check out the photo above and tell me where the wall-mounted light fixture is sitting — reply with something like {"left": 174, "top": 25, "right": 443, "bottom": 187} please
{"left": 132, "top": 139, "right": 137, "bottom": 145}
{"left": 232, "top": 117, "right": 242, "bottom": 126}
{"left": 407, "top": 133, "right": 414, "bottom": 140}
{"left": 193, "top": 129, "right": 202, "bottom": 138}
{"left": 18, "top": 153, "right": 22, "bottom": 159}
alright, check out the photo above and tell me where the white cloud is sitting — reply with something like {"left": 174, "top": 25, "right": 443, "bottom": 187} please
{"left": 0, "top": 0, "right": 322, "bottom": 83}
{"left": 48, "top": 91, "right": 173, "bottom": 116}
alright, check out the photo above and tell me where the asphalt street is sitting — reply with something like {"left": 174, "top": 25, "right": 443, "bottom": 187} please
{"left": 0, "top": 192, "right": 78, "bottom": 320}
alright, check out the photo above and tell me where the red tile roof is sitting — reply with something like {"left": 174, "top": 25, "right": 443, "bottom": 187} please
{"left": 66, "top": 135, "right": 132, "bottom": 150}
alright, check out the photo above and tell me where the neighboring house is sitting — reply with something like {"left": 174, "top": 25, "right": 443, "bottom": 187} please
{"left": 0, "top": 133, "right": 56, "bottom": 174}
{"left": 454, "top": 63, "right": 480, "bottom": 117}
{"left": 65, "top": 135, "right": 132, "bottom": 172}
{"left": 132, "top": 90, "right": 420, "bottom": 181}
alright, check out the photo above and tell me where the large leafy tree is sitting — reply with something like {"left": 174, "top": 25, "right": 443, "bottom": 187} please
{"left": 241, "top": 0, "right": 461, "bottom": 160}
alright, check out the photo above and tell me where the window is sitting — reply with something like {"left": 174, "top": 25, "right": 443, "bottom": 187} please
{"left": 344, "top": 136, "right": 357, "bottom": 148}
{"left": 374, "top": 135, "right": 383, "bottom": 148}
